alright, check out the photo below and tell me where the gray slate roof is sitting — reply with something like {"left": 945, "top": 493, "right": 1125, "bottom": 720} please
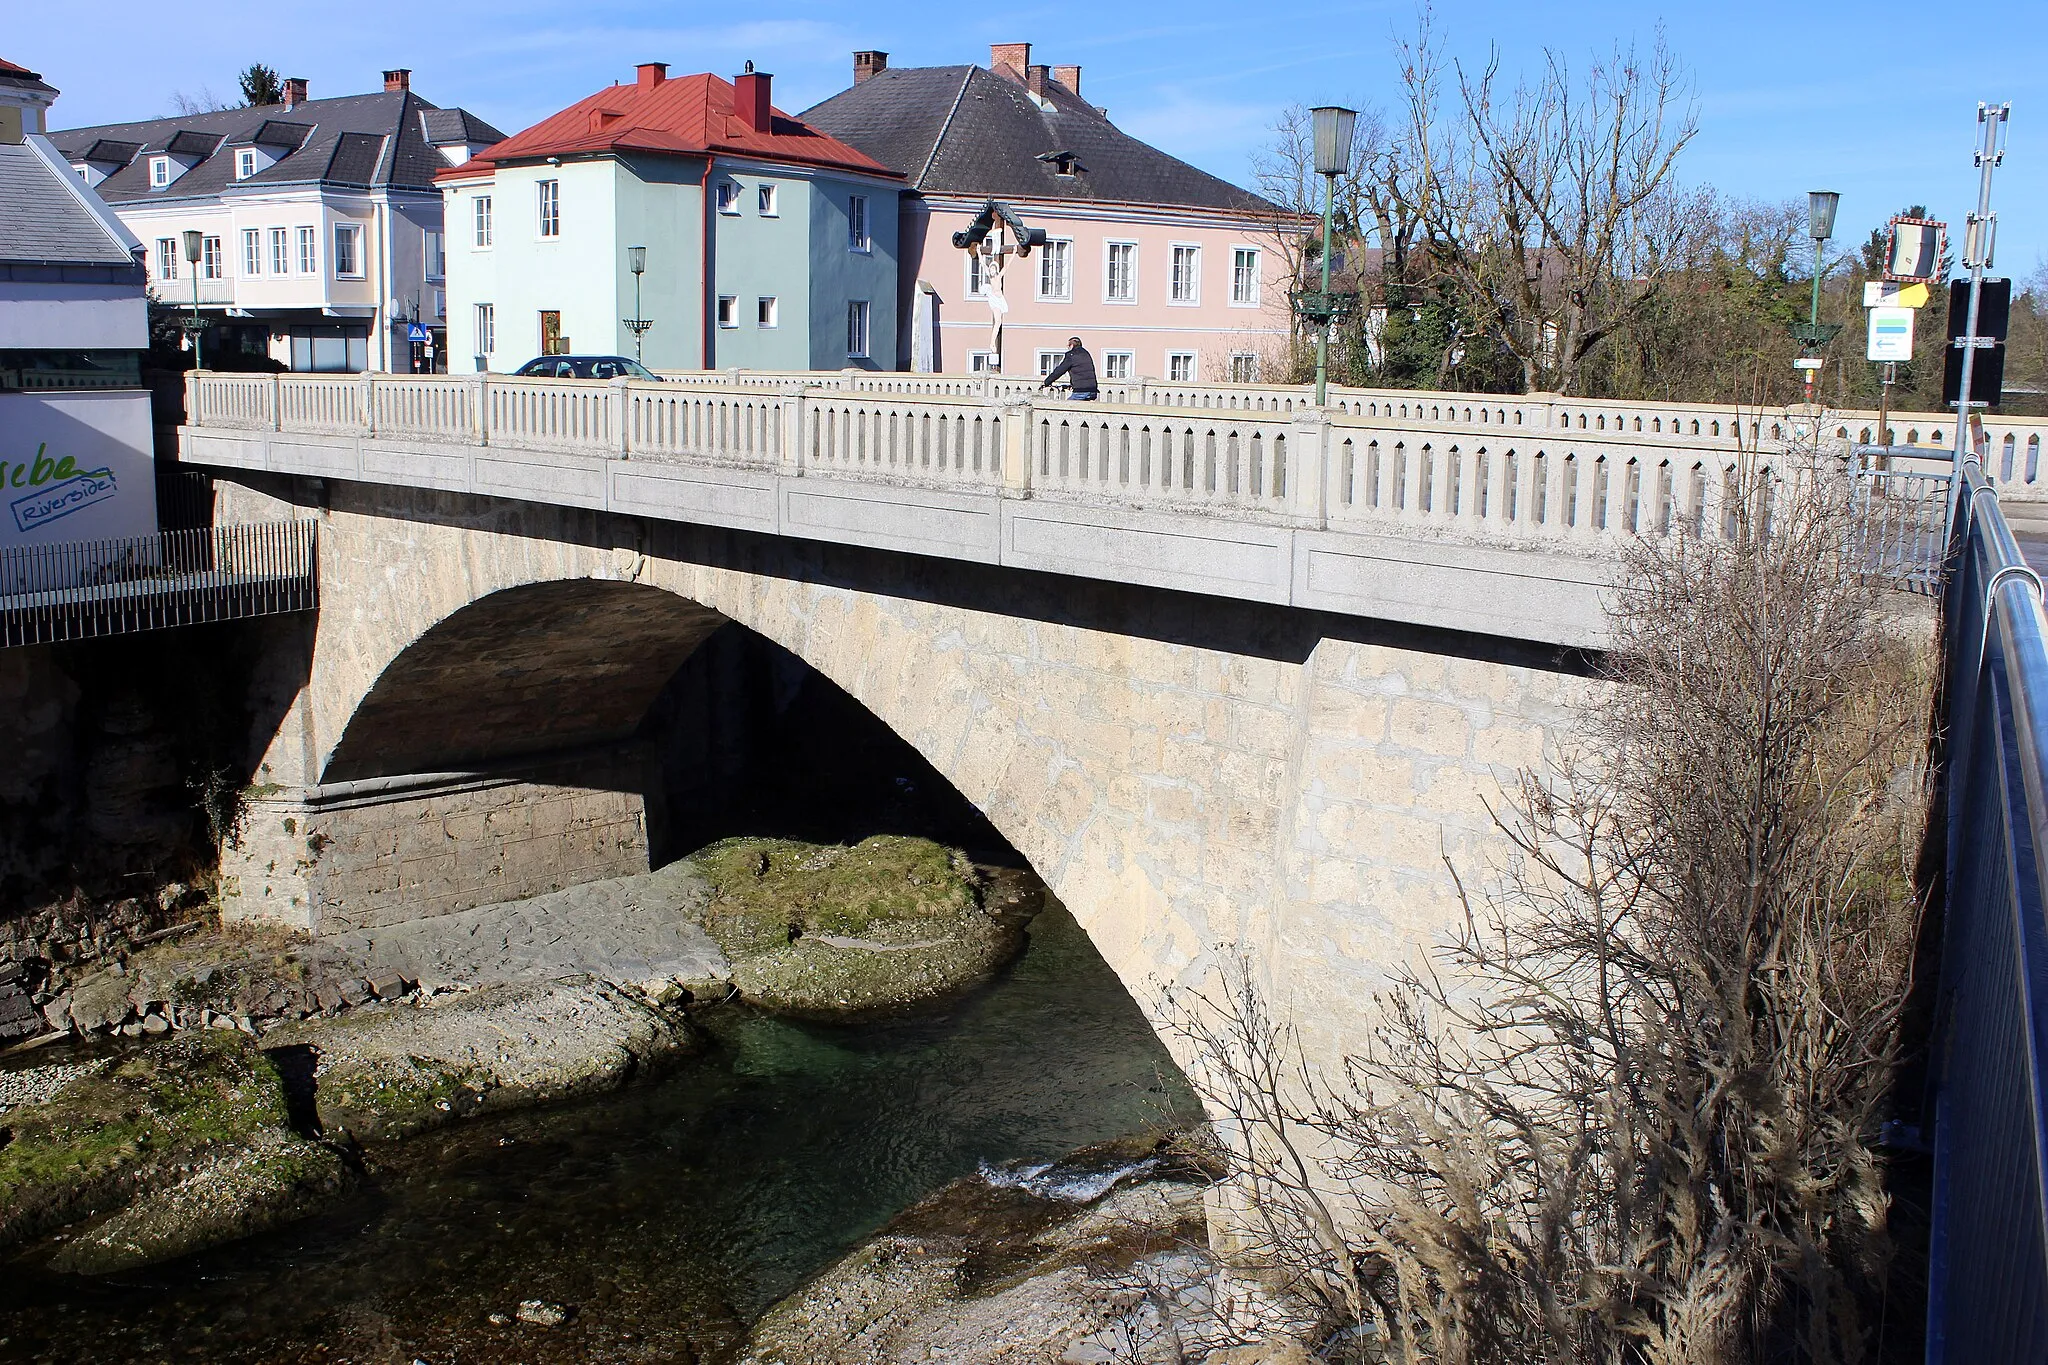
{"left": 800, "top": 64, "right": 1275, "bottom": 214}
{"left": 0, "top": 139, "right": 138, "bottom": 268}
{"left": 48, "top": 89, "right": 505, "bottom": 203}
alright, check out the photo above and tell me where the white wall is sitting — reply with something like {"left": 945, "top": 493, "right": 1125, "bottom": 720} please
{"left": 0, "top": 282, "right": 146, "bottom": 350}
{"left": 0, "top": 390, "right": 157, "bottom": 571}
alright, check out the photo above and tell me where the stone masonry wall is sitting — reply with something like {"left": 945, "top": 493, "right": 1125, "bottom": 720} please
{"left": 215, "top": 475, "right": 1597, "bottom": 1077}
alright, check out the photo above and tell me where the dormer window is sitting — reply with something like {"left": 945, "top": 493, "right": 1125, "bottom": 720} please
{"left": 149, "top": 156, "right": 171, "bottom": 188}
{"left": 1037, "top": 150, "right": 1085, "bottom": 178}
{"left": 237, "top": 149, "right": 257, "bottom": 179}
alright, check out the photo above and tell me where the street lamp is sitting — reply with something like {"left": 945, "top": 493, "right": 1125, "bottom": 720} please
{"left": 1306, "top": 106, "right": 1357, "bottom": 407}
{"left": 180, "top": 228, "right": 207, "bottom": 371}
{"left": 622, "top": 245, "right": 653, "bottom": 361}
{"left": 1792, "top": 190, "right": 1842, "bottom": 404}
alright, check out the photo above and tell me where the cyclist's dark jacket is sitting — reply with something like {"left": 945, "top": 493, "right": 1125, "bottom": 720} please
{"left": 1040, "top": 345, "right": 1098, "bottom": 396}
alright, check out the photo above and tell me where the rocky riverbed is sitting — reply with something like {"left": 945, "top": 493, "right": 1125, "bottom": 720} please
{"left": 0, "top": 835, "right": 1038, "bottom": 1280}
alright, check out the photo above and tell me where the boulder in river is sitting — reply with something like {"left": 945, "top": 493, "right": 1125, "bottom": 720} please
{"left": 692, "top": 836, "right": 1024, "bottom": 1019}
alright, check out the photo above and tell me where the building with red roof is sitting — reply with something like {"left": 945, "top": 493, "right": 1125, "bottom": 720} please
{"left": 439, "top": 63, "right": 904, "bottom": 372}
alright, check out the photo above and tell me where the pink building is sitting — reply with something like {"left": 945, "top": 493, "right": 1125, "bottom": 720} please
{"left": 802, "top": 44, "right": 1302, "bottom": 383}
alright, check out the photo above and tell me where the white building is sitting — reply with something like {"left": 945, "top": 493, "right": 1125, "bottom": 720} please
{"left": 48, "top": 70, "right": 502, "bottom": 373}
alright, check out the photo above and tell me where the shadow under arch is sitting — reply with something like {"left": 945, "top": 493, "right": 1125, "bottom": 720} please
{"left": 322, "top": 578, "right": 727, "bottom": 784}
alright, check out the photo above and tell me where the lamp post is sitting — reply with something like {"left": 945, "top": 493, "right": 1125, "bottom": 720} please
{"left": 180, "top": 228, "right": 206, "bottom": 371}
{"left": 622, "top": 245, "right": 653, "bottom": 361}
{"left": 1792, "top": 190, "right": 1841, "bottom": 406}
{"left": 1309, "top": 106, "right": 1356, "bottom": 407}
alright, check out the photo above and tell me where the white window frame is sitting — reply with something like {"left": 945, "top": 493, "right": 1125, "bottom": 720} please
{"left": 269, "top": 227, "right": 289, "bottom": 276}
{"left": 201, "top": 234, "right": 224, "bottom": 280}
{"left": 473, "top": 194, "right": 493, "bottom": 248}
{"left": 756, "top": 296, "right": 779, "bottom": 328}
{"left": 1103, "top": 239, "right": 1137, "bottom": 304}
{"left": 1035, "top": 238, "right": 1073, "bottom": 302}
{"left": 536, "top": 179, "right": 560, "bottom": 238}
{"left": 1229, "top": 351, "right": 1261, "bottom": 382}
{"left": 846, "top": 299, "right": 870, "bottom": 358}
{"left": 332, "top": 223, "right": 363, "bottom": 279}
{"left": 1035, "top": 348, "right": 1065, "bottom": 378}
{"left": 236, "top": 149, "right": 257, "bottom": 180}
{"left": 149, "top": 157, "right": 170, "bottom": 188}
{"left": 757, "top": 184, "right": 778, "bottom": 216}
{"left": 964, "top": 249, "right": 986, "bottom": 299}
{"left": 296, "top": 225, "right": 317, "bottom": 274}
{"left": 474, "top": 301, "right": 495, "bottom": 355}
{"left": 717, "top": 295, "right": 739, "bottom": 329}
{"left": 847, "top": 195, "right": 870, "bottom": 252}
{"left": 1230, "top": 246, "right": 1261, "bottom": 308}
{"left": 967, "top": 350, "right": 997, "bottom": 374}
{"left": 1102, "top": 349, "right": 1134, "bottom": 381}
{"left": 1169, "top": 244, "right": 1201, "bottom": 306}
{"left": 1167, "top": 350, "right": 1197, "bottom": 382}
{"left": 716, "top": 180, "right": 742, "bottom": 215}
{"left": 241, "top": 228, "right": 262, "bottom": 276}
{"left": 155, "top": 237, "right": 177, "bottom": 280}
{"left": 425, "top": 230, "right": 445, "bottom": 281}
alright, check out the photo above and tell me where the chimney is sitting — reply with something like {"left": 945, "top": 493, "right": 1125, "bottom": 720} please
{"left": 989, "top": 43, "right": 1030, "bottom": 83}
{"left": 1026, "top": 64, "right": 1051, "bottom": 98}
{"left": 734, "top": 66, "right": 772, "bottom": 133}
{"left": 383, "top": 68, "right": 411, "bottom": 93}
{"left": 282, "top": 77, "right": 308, "bottom": 110}
{"left": 853, "top": 50, "right": 888, "bottom": 84}
{"left": 636, "top": 62, "right": 668, "bottom": 89}
{"left": 1052, "top": 65, "right": 1081, "bottom": 97}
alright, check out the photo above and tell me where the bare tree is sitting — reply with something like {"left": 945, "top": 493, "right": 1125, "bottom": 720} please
{"left": 1168, "top": 458, "right": 1929, "bottom": 1364}
{"left": 166, "top": 87, "right": 233, "bottom": 116}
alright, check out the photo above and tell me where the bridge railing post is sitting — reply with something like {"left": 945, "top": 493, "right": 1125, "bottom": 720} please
{"left": 779, "top": 385, "right": 808, "bottom": 476}
{"left": 608, "top": 377, "right": 632, "bottom": 459}
{"left": 1289, "top": 410, "right": 1330, "bottom": 527}
{"left": 358, "top": 372, "right": 377, "bottom": 438}
{"left": 467, "top": 374, "right": 488, "bottom": 445}
{"left": 998, "top": 397, "right": 1034, "bottom": 495}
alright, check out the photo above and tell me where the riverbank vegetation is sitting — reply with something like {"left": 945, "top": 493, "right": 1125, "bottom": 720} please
{"left": 1170, "top": 461, "right": 1933, "bottom": 1363}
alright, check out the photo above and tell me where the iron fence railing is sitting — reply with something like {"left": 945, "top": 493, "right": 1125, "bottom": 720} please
{"left": 1926, "top": 455, "right": 2048, "bottom": 1363}
{"left": 1852, "top": 450, "right": 1951, "bottom": 595}
{"left": 1, "top": 521, "right": 318, "bottom": 647}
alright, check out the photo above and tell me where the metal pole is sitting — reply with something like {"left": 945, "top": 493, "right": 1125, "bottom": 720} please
{"left": 1948, "top": 102, "right": 2009, "bottom": 527}
{"left": 189, "top": 271, "right": 203, "bottom": 372}
{"left": 1805, "top": 245, "right": 1823, "bottom": 405}
{"left": 1315, "top": 170, "right": 1334, "bottom": 407}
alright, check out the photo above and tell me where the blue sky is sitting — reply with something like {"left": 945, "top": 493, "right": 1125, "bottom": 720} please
{"left": 13, "top": 0, "right": 2047, "bottom": 274}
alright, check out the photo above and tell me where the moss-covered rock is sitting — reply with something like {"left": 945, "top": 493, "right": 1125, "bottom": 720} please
{"left": 691, "top": 837, "right": 1024, "bottom": 1019}
{"left": 0, "top": 1031, "right": 348, "bottom": 1267}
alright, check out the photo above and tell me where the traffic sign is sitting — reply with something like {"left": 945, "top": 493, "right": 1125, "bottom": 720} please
{"left": 1793, "top": 357, "right": 1824, "bottom": 370}
{"left": 407, "top": 323, "right": 431, "bottom": 342}
{"left": 1867, "top": 307, "right": 1915, "bottom": 362}
{"left": 1863, "top": 281, "right": 1930, "bottom": 309}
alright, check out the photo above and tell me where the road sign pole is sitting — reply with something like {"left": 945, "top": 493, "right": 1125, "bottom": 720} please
{"left": 1949, "top": 102, "right": 2009, "bottom": 529}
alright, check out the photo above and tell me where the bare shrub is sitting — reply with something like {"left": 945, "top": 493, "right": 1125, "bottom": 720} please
{"left": 1169, "top": 461, "right": 1929, "bottom": 1364}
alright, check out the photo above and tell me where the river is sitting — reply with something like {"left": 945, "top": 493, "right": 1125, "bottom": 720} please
{"left": 0, "top": 899, "right": 1202, "bottom": 1364}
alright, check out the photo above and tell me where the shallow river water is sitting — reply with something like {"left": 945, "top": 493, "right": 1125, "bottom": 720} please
{"left": 0, "top": 903, "right": 1201, "bottom": 1365}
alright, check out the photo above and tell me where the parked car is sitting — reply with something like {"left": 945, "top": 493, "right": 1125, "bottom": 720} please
{"left": 511, "top": 355, "right": 662, "bottom": 381}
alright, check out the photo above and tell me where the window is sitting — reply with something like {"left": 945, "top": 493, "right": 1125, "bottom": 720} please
{"left": 756, "top": 296, "right": 778, "bottom": 328}
{"left": 473, "top": 195, "right": 493, "bottom": 247}
{"left": 474, "top": 302, "right": 495, "bottom": 355}
{"left": 757, "top": 184, "right": 778, "bottom": 216}
{"left": 967, "top": 350, "right": 997, "bottom": 374}
{"left": 539, "top": 309, "right": 565, "bottom": 355}
{"left": 296, "top": 226, "right": 316, "bottom": 274}
{"left": 236, "top": 149, "right": 257, "bottom": 180}
{"left": 1168, "top": 351, "right": 1196, "bottom": 382}
{"left": 433, "top": 289, "right": 445, "bottom": 319}
{"left": 201, "top": 234, "right": 223, "bottom": 280}
{"left": 332, "top": 224, "right": 362, "bottom": 278}
{"left": 716, "top": 180, "right": 741, "bottom": 215}
{"left": 1036, "top": 239, "right": 1072, "bottom": 301}
{"left": 1036, "top": 349, "right": 1064, "bottom": 378}
{"left": 1103, "top": 350, "right": 1134, "bottom": 381}
{"left": 270, "top": 228, "right": 289, "bottom": 275}
{"left": 241, "top": 229, "right": 262, "bottom": 276}
{"left": 846, "top": 300, "right": 870, "bottom": 358}
{"left": 425, "top": 230, "right": 445, "bottom": 281}
{"left": 155, "top": 237, "right": 177, "bottom": 280}
{"left": 1229, "top": 352, "right": 1260, "bottom": 382}
{"left": 149, "top": 157, "right": 170, "bottom": 188}
{"left": 847, "top": 195, "right": 869, "bottom": 251}
{"left": 1170, "top": 245, "right": 1200, "bottom": 304}
{"left": 717, "top": 295, "right": 738, "bottom": 328}
{"left": 1104, "top": 241, "right": 1136, "bottom": 302}
{"left": 1231, "top": 247, "right": 1260, "bottom": 306}
{"left": 537, "top": 180, "right": 560, "bottom": 237}
{"left": 965, "top": 250, "right": 986, "bottom": 299}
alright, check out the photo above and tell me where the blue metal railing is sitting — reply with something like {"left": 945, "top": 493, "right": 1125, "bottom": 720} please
{"left": 1927, "top": 455, "right": 2048, "bottom": 1362}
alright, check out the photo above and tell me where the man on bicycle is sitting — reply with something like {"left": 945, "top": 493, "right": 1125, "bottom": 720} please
{"left": 1039, "top": 337, "right": 1099, "bottom": 401}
